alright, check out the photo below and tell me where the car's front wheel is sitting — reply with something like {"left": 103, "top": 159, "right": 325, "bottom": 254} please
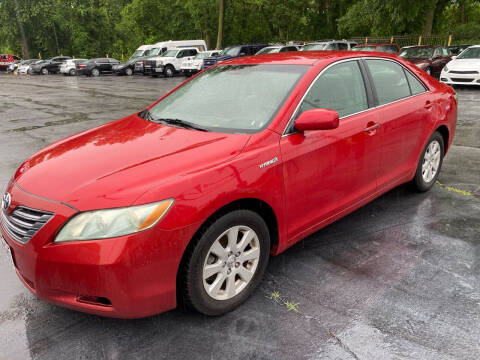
{"left": 164, "top": 65, "right": 175, "bottom": 78}
{"left": 41, "top": 68, "right": 49, "bottom": 75}
{"left": 69, "top": 69, "right": 76, "bottom": 76}
{"left": 125, "top": 67, "right": 133, "bottom": 76}
{"left": 182, "top": 210, "right": 270, "bottom": 315}
{"left": 91, "top": 68, "right": 100, "bottom": 77}
{"left": 413, "top": 131, "right": 444, "bottom": 192}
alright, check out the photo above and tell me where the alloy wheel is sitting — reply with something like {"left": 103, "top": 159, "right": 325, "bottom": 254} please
{"left": 422, "top": 140, "right": 441, "bottom": 183}
{"left": 202, "top": 225, "right": 260, "bottom": 301}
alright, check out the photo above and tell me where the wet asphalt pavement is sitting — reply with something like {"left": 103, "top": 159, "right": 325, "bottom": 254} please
{"left": 0, "top": 72, "right": 479, "bottom": 360}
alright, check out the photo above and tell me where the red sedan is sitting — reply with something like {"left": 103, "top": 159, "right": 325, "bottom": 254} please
{"left": 1, "top": 51, "right": 457, "bottom": 318}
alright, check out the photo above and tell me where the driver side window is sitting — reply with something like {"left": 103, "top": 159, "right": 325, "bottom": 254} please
{"left": 298, "top": 60, "right": 368, "bottom": 119}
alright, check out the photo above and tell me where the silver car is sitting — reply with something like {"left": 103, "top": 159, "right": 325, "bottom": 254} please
{"left": 60, "top": 59, "right": 88, "bottom": 76}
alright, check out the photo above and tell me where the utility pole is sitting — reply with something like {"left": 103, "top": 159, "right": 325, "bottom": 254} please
{"left": 216, "top": 0, "right": 225, "bottom": 50}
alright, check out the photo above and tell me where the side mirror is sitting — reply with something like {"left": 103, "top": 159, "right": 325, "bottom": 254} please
{"left": 295, "top": 108, "right": 339, "bottom": 131}
{"left": 452, "top": 55, "right": 457, "bottom": 60}
{"left": 239, "top": 52, "right": 247, "bottom": 56}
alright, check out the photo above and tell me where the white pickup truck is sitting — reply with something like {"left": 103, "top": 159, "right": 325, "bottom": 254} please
{"left": 145, "top": 48, "right": 199, "bottom": 77}
{"left": 180, "top": 50, "right": 221, "bottom": 76}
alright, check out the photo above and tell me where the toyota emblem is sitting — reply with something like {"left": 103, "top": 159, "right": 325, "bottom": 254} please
{"left": 2, "top": 192, "right": 11, "bottom": 211}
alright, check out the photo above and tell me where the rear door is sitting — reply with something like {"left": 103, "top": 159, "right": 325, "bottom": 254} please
{"left": 280, "top": 60, "right": 381, "bottom": 240}
{"left": 364, "top": 58, "right": 431, "bottom": 189}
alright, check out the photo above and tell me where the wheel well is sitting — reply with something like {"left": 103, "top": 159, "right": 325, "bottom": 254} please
{"left": 436, "top": 125, "right": 449, "bottom": 153}
{"left": 175, "top": 198, "right": 279, "bottom": 308}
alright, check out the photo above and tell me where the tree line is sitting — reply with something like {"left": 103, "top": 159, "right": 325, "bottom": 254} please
{"left": 0, "top": 0, "right": 479, "bottom": 59}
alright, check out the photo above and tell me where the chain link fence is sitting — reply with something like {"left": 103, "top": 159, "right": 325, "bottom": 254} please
{"left": 348, "top": 34, "right": 452, "bottom": 47}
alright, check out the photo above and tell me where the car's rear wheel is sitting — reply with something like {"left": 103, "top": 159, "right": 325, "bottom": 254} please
{"left": 182, "top": 210, "right": 270, "bottom": 315}
{"left": 413, "top": 131, "right": 444, "bottom": 192}
{"left": 91, "top": 68, "right": 100, "bottom": 77}
{"left": 125, "top": 67, "right": 133, "bottom": 76}
{"left": 69, "top": 69, "right": 76, "bottom": 76}
{"left": 164, "top": 65, "right": 175, "bottom": 78}
{"left": 41, "top": 68, "right": 49, "bottom": 75}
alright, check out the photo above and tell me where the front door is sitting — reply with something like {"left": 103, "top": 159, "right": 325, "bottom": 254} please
{"left": 280, "top": 60, "right": 381, "bottom": 240}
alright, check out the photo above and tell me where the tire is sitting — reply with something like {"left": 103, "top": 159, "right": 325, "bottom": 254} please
{"left": 69, "top": 69, "right": 76, "bottom": 76}
{"left": 182, "top": 210, "right": 270, "bottom": 316}
{"left": 125, "top": 67, "right": 133, "bottom": 76}
{"left": 412, "top": 131, "right": 444, "bottom": 192}
{"left": 164, "top": 65, "right": 175, "bottom": 78}
{"left": 91, "top": 68, "right": 100, "bottom": 77}
{"left": 41, "top": 67, "right": 49, "bottom": 75}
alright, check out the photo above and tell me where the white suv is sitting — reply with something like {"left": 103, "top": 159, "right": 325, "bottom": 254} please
{"left": 146, "top": 48, "right": 199, "bottom": 77}
{"left": 180, "top": 50, "right": 220, "bottom": 76}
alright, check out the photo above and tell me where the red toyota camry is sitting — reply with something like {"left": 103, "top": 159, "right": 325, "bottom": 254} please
{"left": 1, "top": 52, "right": 457, "bottom": 318}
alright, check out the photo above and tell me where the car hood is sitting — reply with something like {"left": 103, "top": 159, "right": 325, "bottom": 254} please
{"left": 212, "top": 55, "right": 234, "bottom": 61}
{"left": 403, "top": 58, "right": 432, "bottom": 65}
{"left": 448, "top": 58, "right": 480, "bottom": 71}
{"left": 13, "top": 114, "right": 250, "bottom": 211}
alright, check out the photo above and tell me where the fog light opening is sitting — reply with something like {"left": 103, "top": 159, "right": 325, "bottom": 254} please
{"left": 77, "top": 295, "right": 112, "bottom": 307}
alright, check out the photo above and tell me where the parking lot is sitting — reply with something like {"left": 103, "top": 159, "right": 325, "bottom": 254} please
{"left": 0, "top": 72, "right": 479, "bottom": 360}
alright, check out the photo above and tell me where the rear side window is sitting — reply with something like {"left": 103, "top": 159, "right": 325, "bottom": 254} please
{"left": 366, "top": 60, "right": 410, "bottom": 105}
{"left": 337, "top": 43, "right": 348, "bottom": 50}
{"left": 298, "top": 60, "right": 368, "bottom": 118}
{"left": 405, "top": 71, "right": 427, "bottom": 95}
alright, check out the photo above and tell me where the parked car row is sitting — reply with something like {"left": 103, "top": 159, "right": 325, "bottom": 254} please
{"left": 4, "top": 40, "right": 479, "bottom": 85}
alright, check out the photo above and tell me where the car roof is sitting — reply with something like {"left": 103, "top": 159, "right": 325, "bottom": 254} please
{"left": 222, "top": 51, "right": 402, "bottom": 66}
{"left": 400, "top": 45, "right": 440, "bottom": 49}
{"left": 354, "top": 43, "right": 397, "bottom": 47}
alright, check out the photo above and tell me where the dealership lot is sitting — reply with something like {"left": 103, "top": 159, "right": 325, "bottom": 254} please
{"left": 0, "top": 73, "right": 479, "bottom": 359}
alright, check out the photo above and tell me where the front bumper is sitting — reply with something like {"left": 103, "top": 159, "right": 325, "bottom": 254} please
{"left": 440, "top": 71, "right": 480, "bottom": 86}
{"left": 145, "top": 66, "right": 164, "bottom": 75}
{"left": 1, "top": 182, "right": 197, "bottom": 318}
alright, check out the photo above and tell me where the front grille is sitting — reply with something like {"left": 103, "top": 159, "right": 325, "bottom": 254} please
{"left": 449, "top": 70, "right": 479, "bottom": 74}
{"left": 451, "top": 78, "right": 474, "bottom": 82}
{"left": 1, "top": 207, "right": 54, "bottom": 244}
{"left": 203, "top": 59, "right": 218, "bottom": 68}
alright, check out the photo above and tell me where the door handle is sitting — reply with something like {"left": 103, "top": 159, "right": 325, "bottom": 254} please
{"left": 364, "top": 123, "right": 381, "bottom": 134}
{"left": 424, "top": 101, "right": 433, "bottom": 109}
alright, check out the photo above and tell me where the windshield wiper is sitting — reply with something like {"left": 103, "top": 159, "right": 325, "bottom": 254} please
{"left": 139, "top": 110, "right": 209, "bottom": 132}
{"left": 154, "top": 118, "right": 209, "bottom": 132}
{"left": 138, "top": 109, "right": 156, "bottom": 121}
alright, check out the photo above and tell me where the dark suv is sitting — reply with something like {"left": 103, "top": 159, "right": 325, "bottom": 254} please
{"left": 30, "top": 56, "right": 71, "bottom": 75}
{"left": 202, "top": 44, "right": 269, "bottom": 69}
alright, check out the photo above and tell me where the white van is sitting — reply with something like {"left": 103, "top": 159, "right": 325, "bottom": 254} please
{"left": 130, "top": 45, "right": 156, "bottom": 59}
{"left": 153, "top": 40, "right": 207, "bottom": 54}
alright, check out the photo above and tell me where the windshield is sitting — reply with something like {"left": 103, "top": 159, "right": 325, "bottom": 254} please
{"left": 195, "top": 52, "right": 211, "bottom": 59}
{"left": 399, "top": 47, "right": 434, "bottom": 59}
{"left": 457, "top": 47, "right": 480, "bottom": 59}
{"left": 353, "top": 46, "right": 375, "bottom": 52}
{"left": 162, "top": 49, "right": 179, "bottom": 57}
{"left": 301, "top": 43, "right": 327, "bottom": 51}
{"left": 131, "top": 50, "right": 145, "bottom": 58}
{"left": 256, "top": 47, "right": 280, "bottom": 55}
{"left": 219, "top": 47, "right": 241, "bottom": 57}
{"left": 145, "top": 48, "right": 160, "bottom": 56}
{"left": 149, "top": 64, "right": 307, "bottom": 133}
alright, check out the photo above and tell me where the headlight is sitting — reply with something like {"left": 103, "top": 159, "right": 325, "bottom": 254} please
{"left": 54, "top": 199, "right": 174, "bottom": 242}
{"left": 443, "top": 65, "right": 449, "bottom": 73}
